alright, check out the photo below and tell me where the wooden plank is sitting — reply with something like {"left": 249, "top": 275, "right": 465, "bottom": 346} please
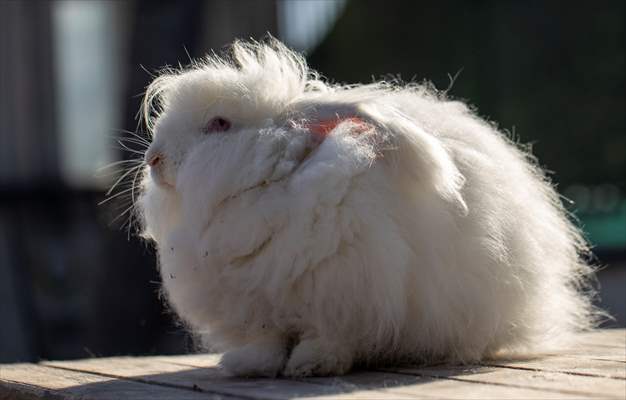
{"left": 44, "top": 357, "right": 418, "bottom": 400}
{"left": 302, "top": 371, "right": 587, "bottom": 400}
{"left": 542, "top": 346, "right": 626, "bottom": 363}
{"left": 1, "top": 329, "right": 624, "bottom": 399}
{"left": 562, "top": 330, "right": 625, "bottom": 361}
{"left": 480, "top": 330, "right": 625, "bottom": 379}
{"left": 483, "top": 356, "right": 626, "bottom": 379}
{"left": 154, "top": 347, "right": 626, "bottom": 398}
{"left": 382, "top": 364, "right": 626, "bottom": 399}
{"left": 152, "top": 354, "right": 223, "bottom": 368}
{"left": 47, "top": 355, "right": 594, "bottom": 400}
{"left": 154, "top": 355, "right": 595, "bottom": 399}
{"left": 0, "top": 363, "right": 219, "bottom": 400}
{"left": 575, "top": 329, "right": 625, "bottom": 347}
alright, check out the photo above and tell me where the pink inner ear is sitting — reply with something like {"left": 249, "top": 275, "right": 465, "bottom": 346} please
{"left": 305, "top": 117, "right": 369, "bottom": 138}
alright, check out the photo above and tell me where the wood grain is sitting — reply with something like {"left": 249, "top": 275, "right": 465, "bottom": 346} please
{"left": 1, "top": 329, "right": 624, "bottom": 399}
{"left": 0, "top": 364, "right": 219, "bottom": 400}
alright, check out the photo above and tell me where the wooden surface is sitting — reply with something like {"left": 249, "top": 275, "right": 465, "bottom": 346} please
{"left": 1, "top": 329, "right": 624, "bottom": 399}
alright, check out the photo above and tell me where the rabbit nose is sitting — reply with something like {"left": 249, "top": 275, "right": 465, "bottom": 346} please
{"left": 147, "top": 153, "right": 163, "bottom": 167}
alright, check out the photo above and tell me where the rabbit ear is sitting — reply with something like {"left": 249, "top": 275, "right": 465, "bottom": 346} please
{"left": 359, "top": 103, "right": 468, "bottom": 215}
{"left": 304, "top": 116, "right": 370, "bottom": 138}
{"left": 294, "top": 101, "right": 467, "bottom": 214}
{"left": 293, "top": 102, "right": 371, "bottom": 138}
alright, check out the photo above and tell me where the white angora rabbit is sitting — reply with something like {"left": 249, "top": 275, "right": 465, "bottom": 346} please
{"left": 138, "top": 39, "right": 598, "bottom": 377}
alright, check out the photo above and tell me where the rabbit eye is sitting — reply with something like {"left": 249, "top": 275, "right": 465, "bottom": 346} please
{"left": 204, "top": 117, "right": 231, "bottom": 133}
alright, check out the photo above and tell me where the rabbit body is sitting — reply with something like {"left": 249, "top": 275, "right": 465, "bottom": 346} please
{"left": 139, "top": 40, "right": 596, "bottom": 377}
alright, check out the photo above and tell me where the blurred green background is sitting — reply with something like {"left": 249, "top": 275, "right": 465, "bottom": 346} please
{"left": 0, "top": 0, "right": 623, "bottom": 363}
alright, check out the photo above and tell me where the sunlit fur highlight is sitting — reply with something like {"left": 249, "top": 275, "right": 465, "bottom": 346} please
{"left": 137, "top": 38, "right": 600, "bottom": 377}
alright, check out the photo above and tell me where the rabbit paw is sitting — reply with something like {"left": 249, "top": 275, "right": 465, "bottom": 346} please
{"left": 220, "top": 336, "right": 287, "bottom": 377}
{"left": 283, "top": 338, "right": 353, "bottom": 377}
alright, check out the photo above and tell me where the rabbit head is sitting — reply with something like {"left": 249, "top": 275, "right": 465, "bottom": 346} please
{"left": 142, "top": 41, "right": 312, "bottom": 189}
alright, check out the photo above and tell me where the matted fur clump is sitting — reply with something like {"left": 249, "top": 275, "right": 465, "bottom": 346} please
{"left": 137, "top": 39, "right": 598, "bottom": 377}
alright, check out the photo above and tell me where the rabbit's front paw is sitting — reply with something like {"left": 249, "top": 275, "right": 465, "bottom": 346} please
{"left": 220, "top": 335, "right": 287, "bottom": 377}
{"left": 283, "top": 338, "right": 353, "bottom": 377}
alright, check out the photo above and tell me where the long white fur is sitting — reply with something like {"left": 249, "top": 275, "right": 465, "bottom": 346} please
{"left": 138, "top": 39, "right": 599, "bottom": 377}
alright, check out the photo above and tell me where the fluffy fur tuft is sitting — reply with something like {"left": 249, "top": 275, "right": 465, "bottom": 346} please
{"left": 137, "top": 38, "right": 600, "bottom": 377}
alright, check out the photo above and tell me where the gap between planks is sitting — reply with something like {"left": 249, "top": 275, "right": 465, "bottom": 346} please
{"left": 1, "top": 329, "right": 624, "bottom": 400}
{"left": 42, "top": 349, "right": 623, "bottom": 399}
{"left": 41, "top": 335, "right": 626, "bottom": 399}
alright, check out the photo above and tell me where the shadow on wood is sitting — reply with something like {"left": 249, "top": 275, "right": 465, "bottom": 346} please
{"left": 1, "top": 329, "right": 624, "bottom": 399}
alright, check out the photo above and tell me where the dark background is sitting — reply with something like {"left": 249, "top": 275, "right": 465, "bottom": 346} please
{"left": 1, "top": 0, "right": 624, "bottom": 363}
